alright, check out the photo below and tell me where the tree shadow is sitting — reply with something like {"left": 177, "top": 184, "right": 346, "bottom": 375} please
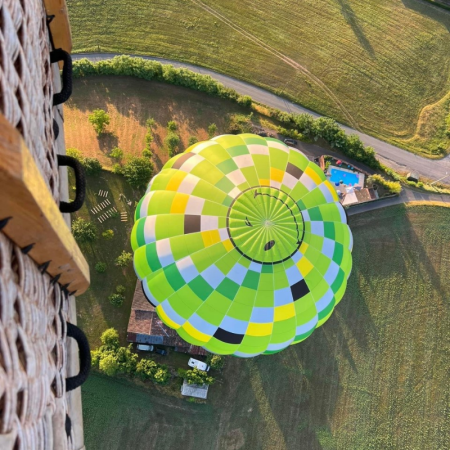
{"left": 336, "top": 0, "right": 375, "bottom": 57}
{"left": 97, "top": 131, "right": 119, "bottom": 155}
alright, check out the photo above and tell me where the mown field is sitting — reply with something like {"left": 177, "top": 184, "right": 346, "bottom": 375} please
{"left": 82, "top": 205, "right": 450, "bottom": 450}
{"left": 67, "top": 0, "right": 450, "bottom": 156}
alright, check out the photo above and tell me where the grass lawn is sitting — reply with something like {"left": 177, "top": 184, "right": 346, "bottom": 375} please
{"left": 67, "top": 0, "right": 450, "bottom": 156}
{"left": 82, "top": 205, "right": 450, "bottom": 450}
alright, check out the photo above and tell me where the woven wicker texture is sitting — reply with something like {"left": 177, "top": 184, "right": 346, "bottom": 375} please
{"left": 0, "top": 0, "right": 75, "bottom": 449}
{"left": 0, "top": 0, "right": 59, "bottom": 203}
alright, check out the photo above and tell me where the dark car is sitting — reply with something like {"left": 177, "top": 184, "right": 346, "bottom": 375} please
{"left": 284, "top": 138, "right": 297, "bottom": 146}
{"left": 257, "top": 131, "right": 268, "bottom": 137}
{"left": 154, "top": 347, "right": 168, "bottom": 356}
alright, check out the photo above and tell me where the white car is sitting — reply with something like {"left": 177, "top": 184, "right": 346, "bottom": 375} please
{"left": 137, "top": 344, "right": 154, "bottom": 352}
{"left": 188, "top": 357, "right": 210, "bottom": 372}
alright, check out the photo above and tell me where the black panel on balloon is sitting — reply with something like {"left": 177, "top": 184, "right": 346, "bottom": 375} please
{"left": 213, "top": 328, "right": 244, "bottom": 344}
{"left": 291, "top": 279, "right": 309, "bottom": 301}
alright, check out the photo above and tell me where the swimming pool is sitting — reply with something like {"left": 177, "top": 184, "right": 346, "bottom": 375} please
{"left": 329, "top": 167, "right": 360, "bottom": 186}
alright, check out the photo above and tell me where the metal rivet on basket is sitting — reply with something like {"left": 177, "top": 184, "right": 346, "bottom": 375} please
{"left": 21, "top": 243, "right": 35, "bottom": 254}
{"left": 0, "top": 217, "right": 12, "bottom": 230}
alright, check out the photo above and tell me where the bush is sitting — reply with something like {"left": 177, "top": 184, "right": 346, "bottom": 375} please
{"left": 66, "top": 147, "right": 83, "bottom": 162}
{"left": 101, "top": 328, "right": 120, "bottom": 349}
{"left": 115, "top": 250, "right": 133, "bottom": 267}
{"left": 188, "top": 136, "right": 199, "bottom": 146}
{"left": 165, "top": 132, "right": 181, "bottom": 157}
{"left": 146, "top": 118, "right": 155, "bottom": 128}
{"left": 88, "top": 109, "right": 110, "bottom": 134}
{"left": 99, "top": 353, "right": 119, "bottom": 376}
{"left": 102, "top": 229, "right": 114, "bottom": 240}
{"left": 121, "top": 157, "right": 153, "bottom": 188}
{"left": 368, "top": 174, "right": 402, "bottom": 195}
{"left": 136, "top": 358, "right": 170, "bottom": 384}
{"left": 167, "top": 120, "right": 177, "bottom": 131}
{"left": 110, "top": 147, "right": 123, "bottom": 160}
{"left": 237, "top": 95, "right": 252, "bottom": 107}
{"left": 72, "top": 218, "right": 96, "bottom": 243}
{"left": 83, "top": 157, "right": 102, "bottom": 175}
{"left": 112, "top": 163, "right": 123, "bottom": 174}
{"left": 226, "top": 113, "right": 254, "bottom": 134}
{"left": 206, "top": 353, "right": 225, "bottom": 370}
{"left": 116, "top": 285, "right": 126, "bottom": 294}
{"left": 277, "top": 126, "right": 304, "bottom": 141}
{"left": 185, "top": 368, "right": 215, "bottom": 385}
{"left": 109, "top": 293, "right": 125, "bottom": 307}
{"left": 95, "top": 262, "right": 107, "bottom": 273}
{"left": 207, "top": 123, "right": 217, "bottom": 138}
{"left": 142, "top": 148, "right": 153, "bottom": 158}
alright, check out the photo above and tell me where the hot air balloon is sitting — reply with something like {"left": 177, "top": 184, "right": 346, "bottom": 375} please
{"left": 131, "top": 134, "right": 352, "bottom": 357}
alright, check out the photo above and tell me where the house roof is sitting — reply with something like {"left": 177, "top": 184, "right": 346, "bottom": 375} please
{"left": 127, "top": 281, "right": 207, "bottom": 356}
{"left": 181, "top": 380, "right": 209, "bottom": 399}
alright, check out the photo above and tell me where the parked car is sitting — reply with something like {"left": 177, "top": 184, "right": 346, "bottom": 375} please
{"left": 284, "top": 138, "right": 297, "bottom": 146}
{"left": 188, "top": 357, "right": 210, "bottom": 372}
{"left": 257, "top": 131, "right": 268, "bottom": 137}
{"left": 154, "top": 347, "right": 168, "bottom": 356}
{"left": 137, "top": 344, "right": 154, "bottom": 352}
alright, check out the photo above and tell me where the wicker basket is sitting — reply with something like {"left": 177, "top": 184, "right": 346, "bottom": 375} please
{"left": 0, "top": 1, "right": 85, "bottom": 449}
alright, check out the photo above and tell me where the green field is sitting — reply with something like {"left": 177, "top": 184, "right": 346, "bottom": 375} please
{"left": 67, "top": 0, "right": 450, "bottom": 156}
{"left": 82, "top": 205, "right": 450, "bottom": 450}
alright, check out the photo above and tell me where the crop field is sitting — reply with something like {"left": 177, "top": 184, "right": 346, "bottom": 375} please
{"left": 82, "top": 205, "right": 450, "bottom": 449}
{"left": 67, "top": 0, "right": 450, "bottom": 156}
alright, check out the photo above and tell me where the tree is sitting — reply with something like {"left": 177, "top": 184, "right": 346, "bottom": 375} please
{"left": 136, "top": 358, "right": 170, "bottom": 384}
{"left": 206, "top": 353, "right": 225, "bottom": 370}
{"left": 95, "top": 262, "right": 107, "bottom": 273}
{"left": 207, "top": 123, "right": 217, "bottom": 138}
{"left": 142, "top": 149, "right": 153, "bottom": 158}
{"left": 116, "top": 345, "right": 138, "bottom": 373}
{"left": 72, "top": 218, "right": 96, "bottom": 243}
{"left": 237, "top": 95, "right": 252, "bottom": 107}
{"left": 66, "top": 147, "right": 82, "bottom": 162}
{"left": 121, "top": 157, "right": 153, "bottom": 188}
{"left": 112, "top": 163, "right": 123, "bottom": 174}
{"left": 100, "top": 328, "right": 120, "bottom": 349}
{"left": 167, "top": 120, "right": 177, "bottom": 131}
{"left": 146, "top": 118, "right": 155, "bottom": 128}
{"left": 99, "top": 353, "right": 119, "bottom": 376}
{"left": 116, "top": 285, "right": 126, "bottom": 294}
{"left": 165, "top": 132, "right": 181, "bottom": 157}
{"left": 102, "top": 229, "right": 114, "bottom": 240}
{"left": 110, "top": 147, "right": 123, "bottom": 161}
{"left": 88, "top": 109, "right": 110, "bottom": 134}
{"left": 109, "top": 293, "right": 124, "bottom": 307}
{"left": 82, "top": 157, "right": 102, "bottom": 175}
{"left": 185, "top": 368, "right": 214, "bottom": 385}
{"left": 115, "top": 250, "right": 132, "bottom": 267}
{"left": 188, "top": 136, "right": 199, "bottom": 146}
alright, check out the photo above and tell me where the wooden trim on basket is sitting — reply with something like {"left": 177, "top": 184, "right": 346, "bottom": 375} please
{"left": 44, "top": 0, "right": 72, "bottom": 54}
{"left": 0, "top": 114, "right": 90, "bottom": 295}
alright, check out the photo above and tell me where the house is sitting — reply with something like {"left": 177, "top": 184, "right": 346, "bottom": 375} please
{"left": 181, "top": 380, "right": 209, "bottom": 399}
{"left": 127, "top": 281, "right": 207, "bottom": 356}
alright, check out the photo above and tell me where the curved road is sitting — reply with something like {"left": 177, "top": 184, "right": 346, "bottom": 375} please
{"left": 73, "top": 53, "right": 450, "bottom": 182}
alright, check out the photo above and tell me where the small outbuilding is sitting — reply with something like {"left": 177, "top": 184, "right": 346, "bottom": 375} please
{"left": 407, "top": 172, "right": 419, "bottom": 183}
{"left": 181, "top": 380, "right": 209, "bottom": 399}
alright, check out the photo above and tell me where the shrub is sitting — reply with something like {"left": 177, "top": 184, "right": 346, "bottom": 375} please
{"left": 226, "top": 113, "right": 253, "bottom": 134}
{"left": 185, "top": 368, "right": 215, "bottom": 385}
{"left": 167, "top": 120, "right": 177, "bottom": 131}
{"left": 82, "top": 157, "right": 102, "bottom": 175}
{"left": 277, "top": 126, "right": 304, "bottom": 140}
{"left": 165, "top": 132, "right": 181, "bottom": 157}
{"left": 102, "top": 229, "right": 114, "bottom": 240}
{"left": 368, "top": 174, "right": 402, "bottom": 195}
{"left": 88, "top": 109, "right": 110, "bottom": 135}
{"left": 72, "top": 218, "right": 96, "bottom": 243}
{"left": 142, "top": 148, "right": 153, "bottom": 158}
{"left": 207, "top": 123, "right": 217, "bottom": 138}
{"left": 95, "top": 262, "right": 107, "bottom": 273}
{"left": 206, "top": 353, "right": 225, "bottom": 370}
{"left": 237, "top": 95, "right": 252, "bottom": 107}
{"left": 109, "top": 293, "right": 125, "bottom": 307}
{"left": 110, "top": 147, "right": 123, "bottom": 160}
{"left": 121, "top": 157, "right": 153, "bottom": 188}
{"left": 136, "top": 358, "right": 170, "bottom": 384}
{"left": 101, "top": 328, "right": 120, "bottom": 349}
{"left": 99, "top": 353, "right": 119, "bottom": 376}
{"left": 188, "top": 136, "right": 199, "bottom": 146}
{"left": 116, "top": 285, "right": 126, "bottom": 294}
{"left": 146, "top": 118, "right": 155, "bottom": 128}
{"left": 66, "top": 147, "right": 83, "bottom": 162}
{"left": 115, "top": 250, "right": 133, "bottom": 267}
{"left": 112, "top": 163, "right": 123, "bottom": 174}
{"left": 116, "top": 344, "right": 138, "bottom": 373}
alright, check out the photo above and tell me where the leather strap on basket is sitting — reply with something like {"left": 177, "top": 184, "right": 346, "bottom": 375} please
{"left": 57, "top": 154, "right": 86, "bottom": 213}
{"left": 50, "top": 48, "right": 73, "bottom": 106}
{"left": 66, "top": 322, "right": 91, "bottom": 392}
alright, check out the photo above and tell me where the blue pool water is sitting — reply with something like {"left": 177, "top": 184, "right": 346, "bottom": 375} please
{"left": 329, "top": 167, "right": 359, "bottom": 186}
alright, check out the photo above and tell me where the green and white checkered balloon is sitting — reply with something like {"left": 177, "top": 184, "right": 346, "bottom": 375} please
{"left": 132, "top": 134, "right": 353, "bottom": 357}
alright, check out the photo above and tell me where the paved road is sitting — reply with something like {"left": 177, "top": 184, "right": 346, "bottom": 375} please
{"left": 73, "top": 53, "right": 450, "bottom": 182}
{"left": 347, "top": 188, "right": 450, "bottom": 216}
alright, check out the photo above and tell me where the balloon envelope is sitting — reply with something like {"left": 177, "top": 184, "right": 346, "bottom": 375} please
{"left": 132, "top": 134, "right": 353, "bottom": 357}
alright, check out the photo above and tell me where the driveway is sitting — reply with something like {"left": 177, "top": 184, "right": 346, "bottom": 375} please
{"left": 72, "top": 53, "right": 450, "bottom": 182}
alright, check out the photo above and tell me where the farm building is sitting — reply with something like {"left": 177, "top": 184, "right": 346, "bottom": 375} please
{"left": 127, "top": 281, "right": 207, "bottom": 356}
{"left": 181, "top": 380, "right": 209, "bottom": 399}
